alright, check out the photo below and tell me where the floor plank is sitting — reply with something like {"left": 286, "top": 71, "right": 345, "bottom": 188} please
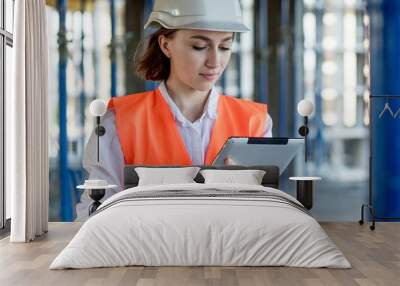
{"left": 0, "top": 222, "right": 399, "bottom": 286}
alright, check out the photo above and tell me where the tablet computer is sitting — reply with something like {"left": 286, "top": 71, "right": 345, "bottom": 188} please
{"left": 212, "top": 137, "right": 303, "bottom": 175}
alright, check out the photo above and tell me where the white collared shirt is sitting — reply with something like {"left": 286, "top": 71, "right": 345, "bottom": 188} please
{"left": 158, "top": 82, "right": 220, "bottom": 165}
{"left": 81, "top": 83, "right": 273, "bottom": 198}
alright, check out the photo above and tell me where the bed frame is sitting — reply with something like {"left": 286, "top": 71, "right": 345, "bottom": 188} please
{"left": 124, "top": 165, "right": 280, "bottom": 189}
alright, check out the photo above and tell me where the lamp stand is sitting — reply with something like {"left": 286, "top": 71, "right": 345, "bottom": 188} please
{"left": 88, "top": 189, "right": 106, "bottom": 215}
{"left": 94, "top": 116, "right": 106, "bottom": 163}
{"left": 298, "top": 116, "right": 309, "bottom": 163}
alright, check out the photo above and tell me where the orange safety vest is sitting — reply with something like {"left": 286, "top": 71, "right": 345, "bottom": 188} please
{"left": 108, "top": 88, "right": 268, "bottom": 165}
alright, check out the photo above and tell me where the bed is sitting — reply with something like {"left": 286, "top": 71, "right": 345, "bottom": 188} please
{"left": 50, "top": 165, "right": 351, "bottom": 269}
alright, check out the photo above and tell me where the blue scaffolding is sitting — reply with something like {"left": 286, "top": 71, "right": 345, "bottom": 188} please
{"left": 57, "top": 0, "right": 74, "bottom": 221}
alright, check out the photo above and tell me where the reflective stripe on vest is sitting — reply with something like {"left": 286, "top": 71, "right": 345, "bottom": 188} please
{"left": 108, "top": 89, "right": 268, "bottom": 165}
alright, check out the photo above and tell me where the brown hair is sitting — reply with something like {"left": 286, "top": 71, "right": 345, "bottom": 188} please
{"left": 135, "top": 28, "right": 177, "bottom": 81}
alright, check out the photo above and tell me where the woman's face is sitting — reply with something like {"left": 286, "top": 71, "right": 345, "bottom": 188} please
{"left": 159, "top": 29, "right": 234, "bottom": 92}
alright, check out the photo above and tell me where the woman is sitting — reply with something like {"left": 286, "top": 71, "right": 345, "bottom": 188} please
{"left": 77, "top": 0, "right": 273, "bottom": 218}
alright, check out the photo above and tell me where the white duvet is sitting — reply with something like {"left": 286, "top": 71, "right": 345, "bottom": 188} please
{"left": 50, "top": 183, "right": 351, "bottom": 269}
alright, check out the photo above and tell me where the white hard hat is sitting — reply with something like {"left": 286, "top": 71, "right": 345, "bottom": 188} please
{"left": 297, "top": 99, "right": 314, "bottom": 117}
{"left": 144, "top": 0, "right": 250, "bottom": 33}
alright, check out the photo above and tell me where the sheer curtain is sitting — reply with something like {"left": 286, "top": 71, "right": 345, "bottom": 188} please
{"left": 7, "top": 0, "right": 49, "bottom": 242}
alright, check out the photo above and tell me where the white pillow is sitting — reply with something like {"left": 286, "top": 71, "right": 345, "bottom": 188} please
{"left": 200, "top": 169, "right": 266, "bottom": 185}
{"left": 135, "top": 167, "right": 200, "bottom": 186}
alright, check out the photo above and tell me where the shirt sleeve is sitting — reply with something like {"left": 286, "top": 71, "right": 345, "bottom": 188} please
{"left": 75, "top": 110, "right": 125, "bottom": 221}
{"left": 263, "top": 113, "right": 273, "bottom": 137}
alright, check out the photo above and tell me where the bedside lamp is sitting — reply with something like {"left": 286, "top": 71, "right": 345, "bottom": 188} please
{"left": 291, "top": 99, "right": 319, "bottom": 210}
{"left": 89, "top": 99, "right": 107, "bottom": 163}
{"left": 297, "top": 99, "right": 314, "bottom": 162}
{"left": 77, "top": 99, "right": 117, "bottom": 215}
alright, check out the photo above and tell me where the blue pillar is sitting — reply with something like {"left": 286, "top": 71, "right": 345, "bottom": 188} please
{"left": 110, "top": 0, "right": 117, "bottom": 97}
{"left": 144, "top": 0, "right": 153, "bottom": 17}
{"left": 144, "top": 0, "right": 158, "bottom": 91}
{"left": 369, "top": 0, "right": 400, "bottom": 219}
{"left": 313, "top": 8, "right": 324, "bottom": 168}
{"left": 58, "top": 0, "right": 74, "bottom": 221}
{"left": 256, "top": 0, "right": 268, "bottom": 104}
{"left": 79, "top": 0, "right": 86, "bottom": 151}
{"left": 76, "top": 0, "right": 86, "bottom": 204}
{"left": 278, "top": 0, "right": 289, "bottom": 136}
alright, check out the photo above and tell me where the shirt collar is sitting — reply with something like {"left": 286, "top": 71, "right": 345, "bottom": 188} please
{"left": 158, "top": 82, "right": 219, "bottom": 125}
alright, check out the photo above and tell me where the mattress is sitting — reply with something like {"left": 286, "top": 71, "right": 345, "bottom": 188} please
{"left": 50, "top": 183, "right": 351, "bottom": 269}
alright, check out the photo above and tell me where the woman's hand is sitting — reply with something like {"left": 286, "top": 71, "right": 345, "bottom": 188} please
{"left": 223, "top": 157, "right": 237, "bottom": 165}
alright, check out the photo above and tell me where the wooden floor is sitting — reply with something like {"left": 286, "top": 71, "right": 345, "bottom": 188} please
{"left": 0, "top": 222, "right": 399, "bottom": 286}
